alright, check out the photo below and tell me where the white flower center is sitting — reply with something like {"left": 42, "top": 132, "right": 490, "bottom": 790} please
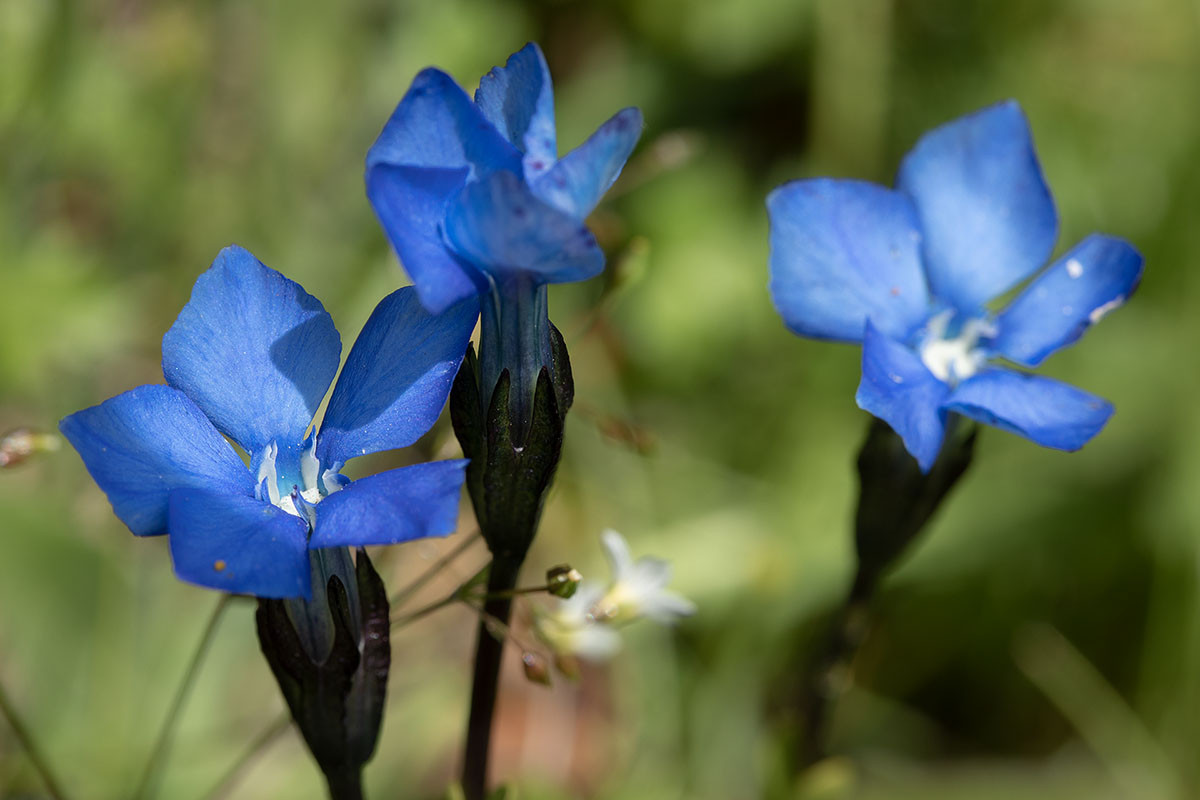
{"left": 919, "top": 310, "right": 993, "bottom": 384}
{"left": 255, "top": 437, "right": 343, "bottom": 525}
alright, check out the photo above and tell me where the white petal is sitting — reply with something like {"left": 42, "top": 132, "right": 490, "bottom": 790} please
{"left": 641, "top": 590, "right": 697, "bottom": 623}
{"left": 572, "top": 625, "right": 623, "bottom": 660}
{"left": 629, "top": 556, "right": 673, "bottom": 594}
{"left": 561, "top": 581, "right": 605, "bottom": 620}
{"left": 600, "top": 528, "right": 635, "bottom": 580}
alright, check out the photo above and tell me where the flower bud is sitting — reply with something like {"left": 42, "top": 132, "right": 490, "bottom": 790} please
{"left": 521, "top": 651, "right": 551, "bottom": 686}
{"left": 546, "top": 564, "right": 582, "bottom": 599}
{"left": 0, "top": 428, "right": 60, "bottom": 468}
{"left": 449, "top": 326, "right": 573, "bottom": 564}
{"left": 554, "top": 654, "right": 582, "bottom": 681}
{"left": 255, "top": 548, "right": 390, "bottom": 798}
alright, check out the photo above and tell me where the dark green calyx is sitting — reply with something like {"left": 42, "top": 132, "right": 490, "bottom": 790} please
{"left": 255, "top": 548, "right": 390, "bottom": 800}
{"left": 546, "top": 564, "right": 582, "bottom": 599}
{"left": 450, "top": 325, "right": 573, "bottom": 564}
{"left": 547, "top": 318, "right": 574, "bottom": 416}
{"left": 853, "top": 415, "right": 977, "bottom": 592}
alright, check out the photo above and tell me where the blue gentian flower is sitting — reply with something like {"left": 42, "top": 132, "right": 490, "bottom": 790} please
{"left": 768, "top": 101, "right": 1143, "bottom": 472}
{"left": 60, "top": 246, "right": 478, "bottom": 599}
{"left": 365, "top": 43, "right": 642, "bottom": 425}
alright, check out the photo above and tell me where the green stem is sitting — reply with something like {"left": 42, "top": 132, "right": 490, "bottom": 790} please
{"left": 0, "top": 674, "right": 71, "bottom": 800}
{"left": 390, "top": 593, "right": 462, "bottom": 629}
{"left": 132, "top": 593, "right": 231, "bottom": 800}
{"left": 389, "top": 532, "right": 480, "bottom": 610}
{"left": 197, "top": 714, "right": 289, "bottom": 800}
{"left": 391, "top": 563, "right": 493, "bottom": 629}
{"left": 479, "top": 583, "right": 554, "bottom": 600}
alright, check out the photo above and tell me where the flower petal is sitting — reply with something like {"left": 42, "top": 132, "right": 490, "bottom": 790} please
{"left": 897, "top": 101, "right": 1058, "bottom": 312}
{"left": 534, "top": 583, "right": 624, "bottom": 660}
{"left": 444, "top": 170, "right": 604, "bottom": 283}
{"left": 531, "top": 107, "right": 643, "bottom": 220}
{"left": 625, "top": 555, "right": 696, "bottom": 621}
{"left": 317, "top": 288, "right": 478, "bottom": 466}
{"left": 640, "top": 589, "right": 697, "bottom": 623}
{"left": 855, "top": 321, "right": 950, "bottom": 472}
{"left": 571, "top": 625, "right": 624, "bottom": 660}
{"left": 629, "top": 556, "right": 673, "bottom": 592}
{"left": 59, "top": 385, "right": 253, "bottom": 536}
{"left": 600, "top": 528, "right": 635, "bottom": 581}
{"left": 162, "top": 246, "right": 341, "bottom": 455}
{"left": 366, "top": 68, "right": 520, "bottom": 177}
{"left": 942, "top": 368, "right": 1113, "bottom": 451}
{"left": 365, "top": 68, "right": 528, "bottom": 312}
{"left": 767, "top": 179, "right": 930, "bottom": 343}
{"left": 990, "top": 234, "right": 1143, "bottom": 367}
{"left": 474, "top": 43, "right": 558, "bottom": 181}
{"left": 366, "top": 164, "right": 482, "bottom": 314}
{"left": 168, "top": 488, "right": 312, "bottom": 599}
{"left": 308, "top": 460, "right": 466, "bottom": 548}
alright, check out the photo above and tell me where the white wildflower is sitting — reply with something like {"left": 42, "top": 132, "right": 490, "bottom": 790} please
{"left": 594, "top": 529, "right": 696, "bottom": 624}
{"left": 533, "top": 583, "right": 622, "bottom": 660}
{"left": 532, "top": 529, "right": 694, "bottom": 663}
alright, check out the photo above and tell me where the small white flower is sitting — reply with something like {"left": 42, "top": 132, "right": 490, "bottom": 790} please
{"left": 532, "top": 529, "right": 694, "bottom": 663}
{"left": 533, "top": 583, "right": 622, "bottom": 660}
{"left": 593, "top": 529, "right": 696, "bottom": 624}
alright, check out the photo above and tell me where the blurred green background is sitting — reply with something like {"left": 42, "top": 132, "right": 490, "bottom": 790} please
{"left": 3, "top": 0, "right": 1200, "bottom": 797}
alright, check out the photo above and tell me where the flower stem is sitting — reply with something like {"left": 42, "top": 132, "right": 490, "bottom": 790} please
{"left": 0, "top": 673, "right": 71, "bottom": 800}
{"left": 132, "top": 593, "right": 231, "bottom": 800}
{"left": 461, "top": 556, "right": 522, "bottom": 800}
{"left": 390, "top": 567, "right": 543, "bottom": 641}
{"left": 478, "top": 583, "right": 554, "bottom": 600}
{"left": 390, "top": 592, "right": 462, "bottom": 629}
{"left": 389, "top": 531, "right": 480, "bottom": 609}
{"left": 197, "top": 713, "right": 289, "bottom": 800}
{"left": 796, "top": 567, "right": 875, "bottom": 769}
{"left": 323, "top": 767, "right": 364, "bottom": 800}
{"left": 795, "top": 416, "right": 976, "bottom": 770}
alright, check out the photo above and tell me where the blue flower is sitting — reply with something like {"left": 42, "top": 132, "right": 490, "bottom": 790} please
{"left": 365, "top": 43, "right": 642, "bottom": 425}
{"left": 768, "top": 101, "right": 1143, "bottom": 472}
{"left": 60, "top": 246, "right": 478, "bottom": 599}
{"left": 366, "top": 42, "right": 642, "bottom": 314}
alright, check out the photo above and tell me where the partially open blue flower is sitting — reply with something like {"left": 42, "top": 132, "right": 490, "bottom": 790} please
{"left": 768, "top": 101, "right": 1143, "bottom": 472}
{"left": 61, "top": 246, "right": 478, "bottom": 599}
{"left": 366, "top": 42, "right": 642, "bottom": 314}
{"left": 365, "top": 43, "right": 642, "bottom": 427}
